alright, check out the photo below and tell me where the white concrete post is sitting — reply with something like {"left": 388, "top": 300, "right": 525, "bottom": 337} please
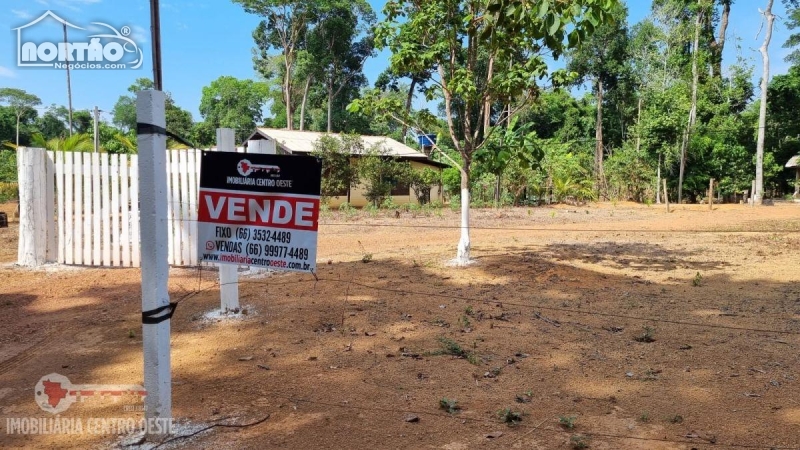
{"left": 17, "top": 147, "right": 48, "bottom": 267}
{"left": 215, "top": 128, "right": 240, "bottom": 312}
{"left": 137, "top": 91, "right": 172, "bottom": 435}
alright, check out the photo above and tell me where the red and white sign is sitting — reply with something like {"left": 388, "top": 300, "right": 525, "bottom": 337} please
{"left": 197, "top": 152, "right": 321, "bottom": 273}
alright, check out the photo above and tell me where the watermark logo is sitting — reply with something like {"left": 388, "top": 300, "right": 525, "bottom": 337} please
{"left": 35, "top": 373, "right": 146, "bottom": 414}
{"left": 13, "top": 11, "right": 143, "bottom": 70}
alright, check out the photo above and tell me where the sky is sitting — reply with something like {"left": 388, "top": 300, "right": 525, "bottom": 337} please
{"left": 0, "top": 0, "right": 795, "bottom": 125}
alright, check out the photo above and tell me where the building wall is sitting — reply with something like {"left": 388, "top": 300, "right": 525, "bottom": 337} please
{"left": 325, "top": 159, "right": 443, "bottom": 208}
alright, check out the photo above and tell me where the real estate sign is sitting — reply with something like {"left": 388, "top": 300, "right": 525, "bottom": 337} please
{"left": 197, "top": 151, "right": 322, "bottom": 273}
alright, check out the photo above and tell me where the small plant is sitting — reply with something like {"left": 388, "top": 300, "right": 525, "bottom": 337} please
{"left": 128, "top": 329, "right": 135, "bottom": 339}
{"left": 692, "top": 272, "right": 703, "bottom": 287}
{"left": 459, "top": 315, "right": 471, "bottom": 329}
{"left": 668, "top": 414, "right": 684, "bottom": 424}
{"left": 639, "top": 412, "right": 650, "bottom": 422}
{"left": 489, "top": 367, "right": 502, "bottom": 377}
{"left": 497, "top": 408, "right": 523, "bottom": 426}
{"left": 464, "top": 305, "right": 474, "bottom": 316}
{"left": 570, "top": 434, "right": 590, "bottom": 449}
{"left": 439, "top": 397, "right": 460, "bottom": 414}
{"left": 634, "top": 326, "right": 656, "bottom": 343}
{"left": 361, "top": 253, "right": 373, "bottom": 263}
{"left": 559, "top": 415, "right": 577, "bottom": 429}
{"left": 435, "top": 337, "right": 480, "bottom": 365}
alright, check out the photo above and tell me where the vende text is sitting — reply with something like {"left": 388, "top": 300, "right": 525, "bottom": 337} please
{"left": 198, "top": 191, "right": 319, "bottom": 231}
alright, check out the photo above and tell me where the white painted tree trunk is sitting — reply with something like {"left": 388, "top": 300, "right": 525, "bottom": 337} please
{"left": 454, "top": 166, "right": 471, "bottom": 265}
{"left": 136, "top": 90, "right": 172, "bottom": 437}
{"left": 755, "top": 0, "right": 774, "bottom": 204}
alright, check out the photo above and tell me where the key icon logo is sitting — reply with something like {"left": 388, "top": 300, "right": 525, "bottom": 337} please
{"left": 35, "top": 373, "right": 147, "bottom": 414}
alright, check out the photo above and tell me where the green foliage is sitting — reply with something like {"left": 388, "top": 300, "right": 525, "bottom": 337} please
{"left": 559, "top": 416, "right": 577, "bottom": 429}
{"left": 497, "top": 408, "right": 523, "bottom": 426}
{"left": 0, "top": 182, "right": 17, "bottom": 202}
{"left": 199, "top": 76, "right": 269, "bottom": 143}
{"left": 0, "top": 150, "right": 17, "bottom": 183}
{"left": 356, "top": 144, "right": 412, "bottom": 206}
{"left": 312, "top": 134, "right": 361, "bottom": 201}
{"left": 407, "top": 167, "right": 440, "bottom": 205}
{"left": 438, "top": 398, "right": 460, "bottom": 414}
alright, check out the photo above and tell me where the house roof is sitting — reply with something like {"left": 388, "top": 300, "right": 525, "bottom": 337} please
{"left": 787, "top": 155, "right": 800, "bottom": 168}
{"left": 247, "top": 128, "right": 433, "bottom": 159}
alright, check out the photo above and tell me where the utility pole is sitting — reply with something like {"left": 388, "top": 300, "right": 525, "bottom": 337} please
{"left": 93, "top": 106, "right": 100, "bottom": 153}
{"left": 63, "top": 23, "right": 73, "bottom": 136}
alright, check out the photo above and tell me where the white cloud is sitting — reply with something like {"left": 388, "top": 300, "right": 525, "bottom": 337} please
{"left": 11, "top": 9, "right": 33, "bottom": 20}
{"left": 132, "top": 25, "right": 149, "bottom": 45}
{"left": 0, "top": 67, "right": 17, "bottom": 78}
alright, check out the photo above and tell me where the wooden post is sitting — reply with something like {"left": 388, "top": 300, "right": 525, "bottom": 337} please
{"left": 663, "top": 179, "right": 670, "bottom": 213}
{"left": 751, "top": 180, "right": 756, "bottom": 207}
{"left": 17, "top": 147, "right": 48, "bottom": 267}
{"left": 708, "top": 178, "right": 714, "bottom": 211}
{"left": 215, "top": 128, "right": 240, "bottom": 312}
{"left": 136, "top": 90, "right": 172, "bottom": 436}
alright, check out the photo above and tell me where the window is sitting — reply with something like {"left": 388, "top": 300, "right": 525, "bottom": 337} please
{"left": 391, "top": 181, "right": 409, "bottom": 196}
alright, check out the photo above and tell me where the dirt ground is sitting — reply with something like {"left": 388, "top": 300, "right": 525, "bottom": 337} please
{"left": 0, "top": 201, "right": 799, "bottom": 450}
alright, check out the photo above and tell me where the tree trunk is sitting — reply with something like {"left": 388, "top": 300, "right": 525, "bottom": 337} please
{"left": 656, "top": 154, "right": 662, "bottom": 204}
{"left": 494, "top": 174, "right": 501, "bottom": 207}
{"left": 636, "top": 97, "right": 642, "bottom": 153}
{"left": 484, "top": 53, "right": 495, "bottom": 138}
{"left": 594, "top": 78, "right": 605, "bottom": 196}
{"left": 299, "top": 76, "right": 312, "bottom": 132}
{"left": 327, "top": 77, "right": 334, "bottom": 133}
{"left": 284, "top": 61, "right": 294, "bottom": 131}
{"left": 755, "top": 0, "right": 775, "bottom": 204}
{"left": 402, "top": 78, "right": 417, "bottom": 138}
{"left": 455, "top": 158, "right": 471, "bottom": 265}
{"left": 710, "top": 0, "right": 731, "bottom": 78}
{"left": 15, "top": 113, "right": 20, "bottom": 146}
{"left": 679, "top": 7, "right": 702, "bottom": 204}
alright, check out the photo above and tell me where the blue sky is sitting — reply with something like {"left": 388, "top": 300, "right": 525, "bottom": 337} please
{"left": 0, "top": 0, "right": 795, "bottom": 124}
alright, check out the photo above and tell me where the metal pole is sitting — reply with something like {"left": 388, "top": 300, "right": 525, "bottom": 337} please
{"left": 149, "top": 0, "right": 163, "bottom": 91}
{"left": 63, "top": 23, "right": 73, "bottom": 136}
{"left": 93, "top": 106, "right": 100, "bottom": 153}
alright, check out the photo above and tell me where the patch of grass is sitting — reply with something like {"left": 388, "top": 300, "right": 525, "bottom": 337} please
{"left": 639, "top": 412, "right": 650, "bottom": 422}
{"left": 458, "top": 315, "right": 471, "bottom": 329}
{"left": 570, "top": 434, "right": 590, "bottom": 449}
{"left": 361, "top": 253, "right": 373, "bottom": 263}
{"left": 559, "top": 415, "right": 577, "bottom": 429}
{"left": 128, "top": 329, "right": 135, "bottom": 339}
{"left": 464, "top": 305, "right": 474, "bottom": 316}
{"left": 668, "top": 414, "right": 684, "bottom": 424}
{"left": 439, "top": 398, "right": 460, "bottom": 414}
{"left": 634, "top": 326, "right": 656, "bottom": 343}
{"left": 692, "top": 272, "right": 703, "bottom": 287}
{"left": 497, "top": 408, "right": 523, "bottom": 426}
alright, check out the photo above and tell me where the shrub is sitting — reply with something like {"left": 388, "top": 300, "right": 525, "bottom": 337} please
{"left": 0, "top": 182, "right": 18, "bottom": 202}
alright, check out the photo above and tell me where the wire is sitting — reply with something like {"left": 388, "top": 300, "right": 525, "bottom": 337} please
{"left": 147, "top": 413, "right": 271, "bottom": 449}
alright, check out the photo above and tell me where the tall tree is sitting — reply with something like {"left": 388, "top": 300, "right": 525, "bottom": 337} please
{"left": 307, "top": 0, "right": 375, "bottom": 132}
{"left": 0, "top": 88, "right": 41, "bottom": 146}
{"left": 755, "top": 0, "right": 775, "bottom": 203}
{"left": 567, "top": 3, "right": 630, "bottom": 196}
{"left": 112, "top": 78, "right": 194, "bottom": 141}
{"left": 199, "top": 76, "right": 269, "bottom": 143}
{"left": 236, "top": 0, "right": 318, "bottom": 130}
{"left": 352, "top": 0, "right": 619, "bottom": 265}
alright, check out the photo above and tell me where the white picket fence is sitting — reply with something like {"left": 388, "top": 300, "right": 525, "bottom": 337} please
{"left": 17, "top": 147, "right": 209, "bottom": 268}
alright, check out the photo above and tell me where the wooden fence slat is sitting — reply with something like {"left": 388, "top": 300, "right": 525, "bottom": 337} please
{"left": 73, "top": 152, "right": 83, "bottom": 265}
{"left": 55, "top": 151, "right": 65, "bottom": 264}
{"left": 45, "top": 151, "right": 56, "bottom": 262}
{"left": 64, "top": 152, "right": 74, "bottom": 265}
{"left": 111, "top": 154, "right": 120, "bottom": 266}
{"left": 187, "top": 149, "right": 198, "bottom": 265}
{"left": 92, "top": 153, "right": 101, "bottom": 265}
{"left": 130, "top": 155, "right": 140, "bottom": 267}
{"left": 82, "top": 152, "right": 92, "bottom": 264}
{"left": 170, "top": 150, "right": 181, "bottom": 265}
{"left": 101, "top": 153, "right": 111, "bottom": 266}
{"left": 165, "top": 150, "right": 174, "bottom": 265}
{"left": 179, "top": 149, "right": 190, "bottom": 265}
{"left": 121, "top": 155, "right": 131, "bottom": 266}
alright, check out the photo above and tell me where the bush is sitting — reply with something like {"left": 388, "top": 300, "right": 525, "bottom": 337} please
{"left": 0, "top": 182, "right": 18, "bottom": 202}
{"left": 0, "top": 150, "right": 17, "bottom": 183}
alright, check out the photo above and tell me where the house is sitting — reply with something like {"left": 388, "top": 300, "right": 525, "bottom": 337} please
{"left": 243, "top": 128, "right": 449, "bottom": 208}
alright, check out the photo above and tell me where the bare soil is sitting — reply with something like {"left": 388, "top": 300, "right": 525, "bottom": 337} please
{"left": 1, "top": 201, "right": 799, "bottom": 449}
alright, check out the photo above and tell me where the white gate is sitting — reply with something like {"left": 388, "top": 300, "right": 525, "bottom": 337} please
{"left": 17, "top": 147, "right": 203, "bottom": 268}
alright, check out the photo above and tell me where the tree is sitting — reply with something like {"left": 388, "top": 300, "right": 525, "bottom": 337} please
{"left": 352, "top": 0, "right": 619, "bottom": 265}
{"left": 567, "top": 3, "right": 630, "bottom": 196}
{"left": 356, "top": 144, "right": 411, "bottom": 207}
{"left": 236, "top": 0, "right": 318, "bottom": 130}
{"left": 311, "top": 134, "right": 361, "bottom": 201}
{"left": 755, "top": 0, "right": 775, "bottom": 203}
{"left": 0, "top": 88, "right": 41, "bottom": 146}
{"left": 36, "top": 105, "right": 68, "bottom": 140}
{"left": 307, "top": 0, "right": 375, "bottom": 132}
{"left": 112, "top": 78, "right": 194, "bottom": 142}
{"left": 199, "top": 76, "right": 269, "bottom": 143}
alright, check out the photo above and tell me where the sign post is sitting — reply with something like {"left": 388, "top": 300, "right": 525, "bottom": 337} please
{"left": 214, "top": 129, "right": 240, "bottom": 311}
{"left": 197, "top": 151, "right": 322, "bottom": 274}
{"left": 136, "top": 90, "right": 171, "bottom": 437}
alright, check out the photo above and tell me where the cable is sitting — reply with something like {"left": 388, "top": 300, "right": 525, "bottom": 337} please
{"left": 147, "top": 413, "right": 271, "bottom": 449}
